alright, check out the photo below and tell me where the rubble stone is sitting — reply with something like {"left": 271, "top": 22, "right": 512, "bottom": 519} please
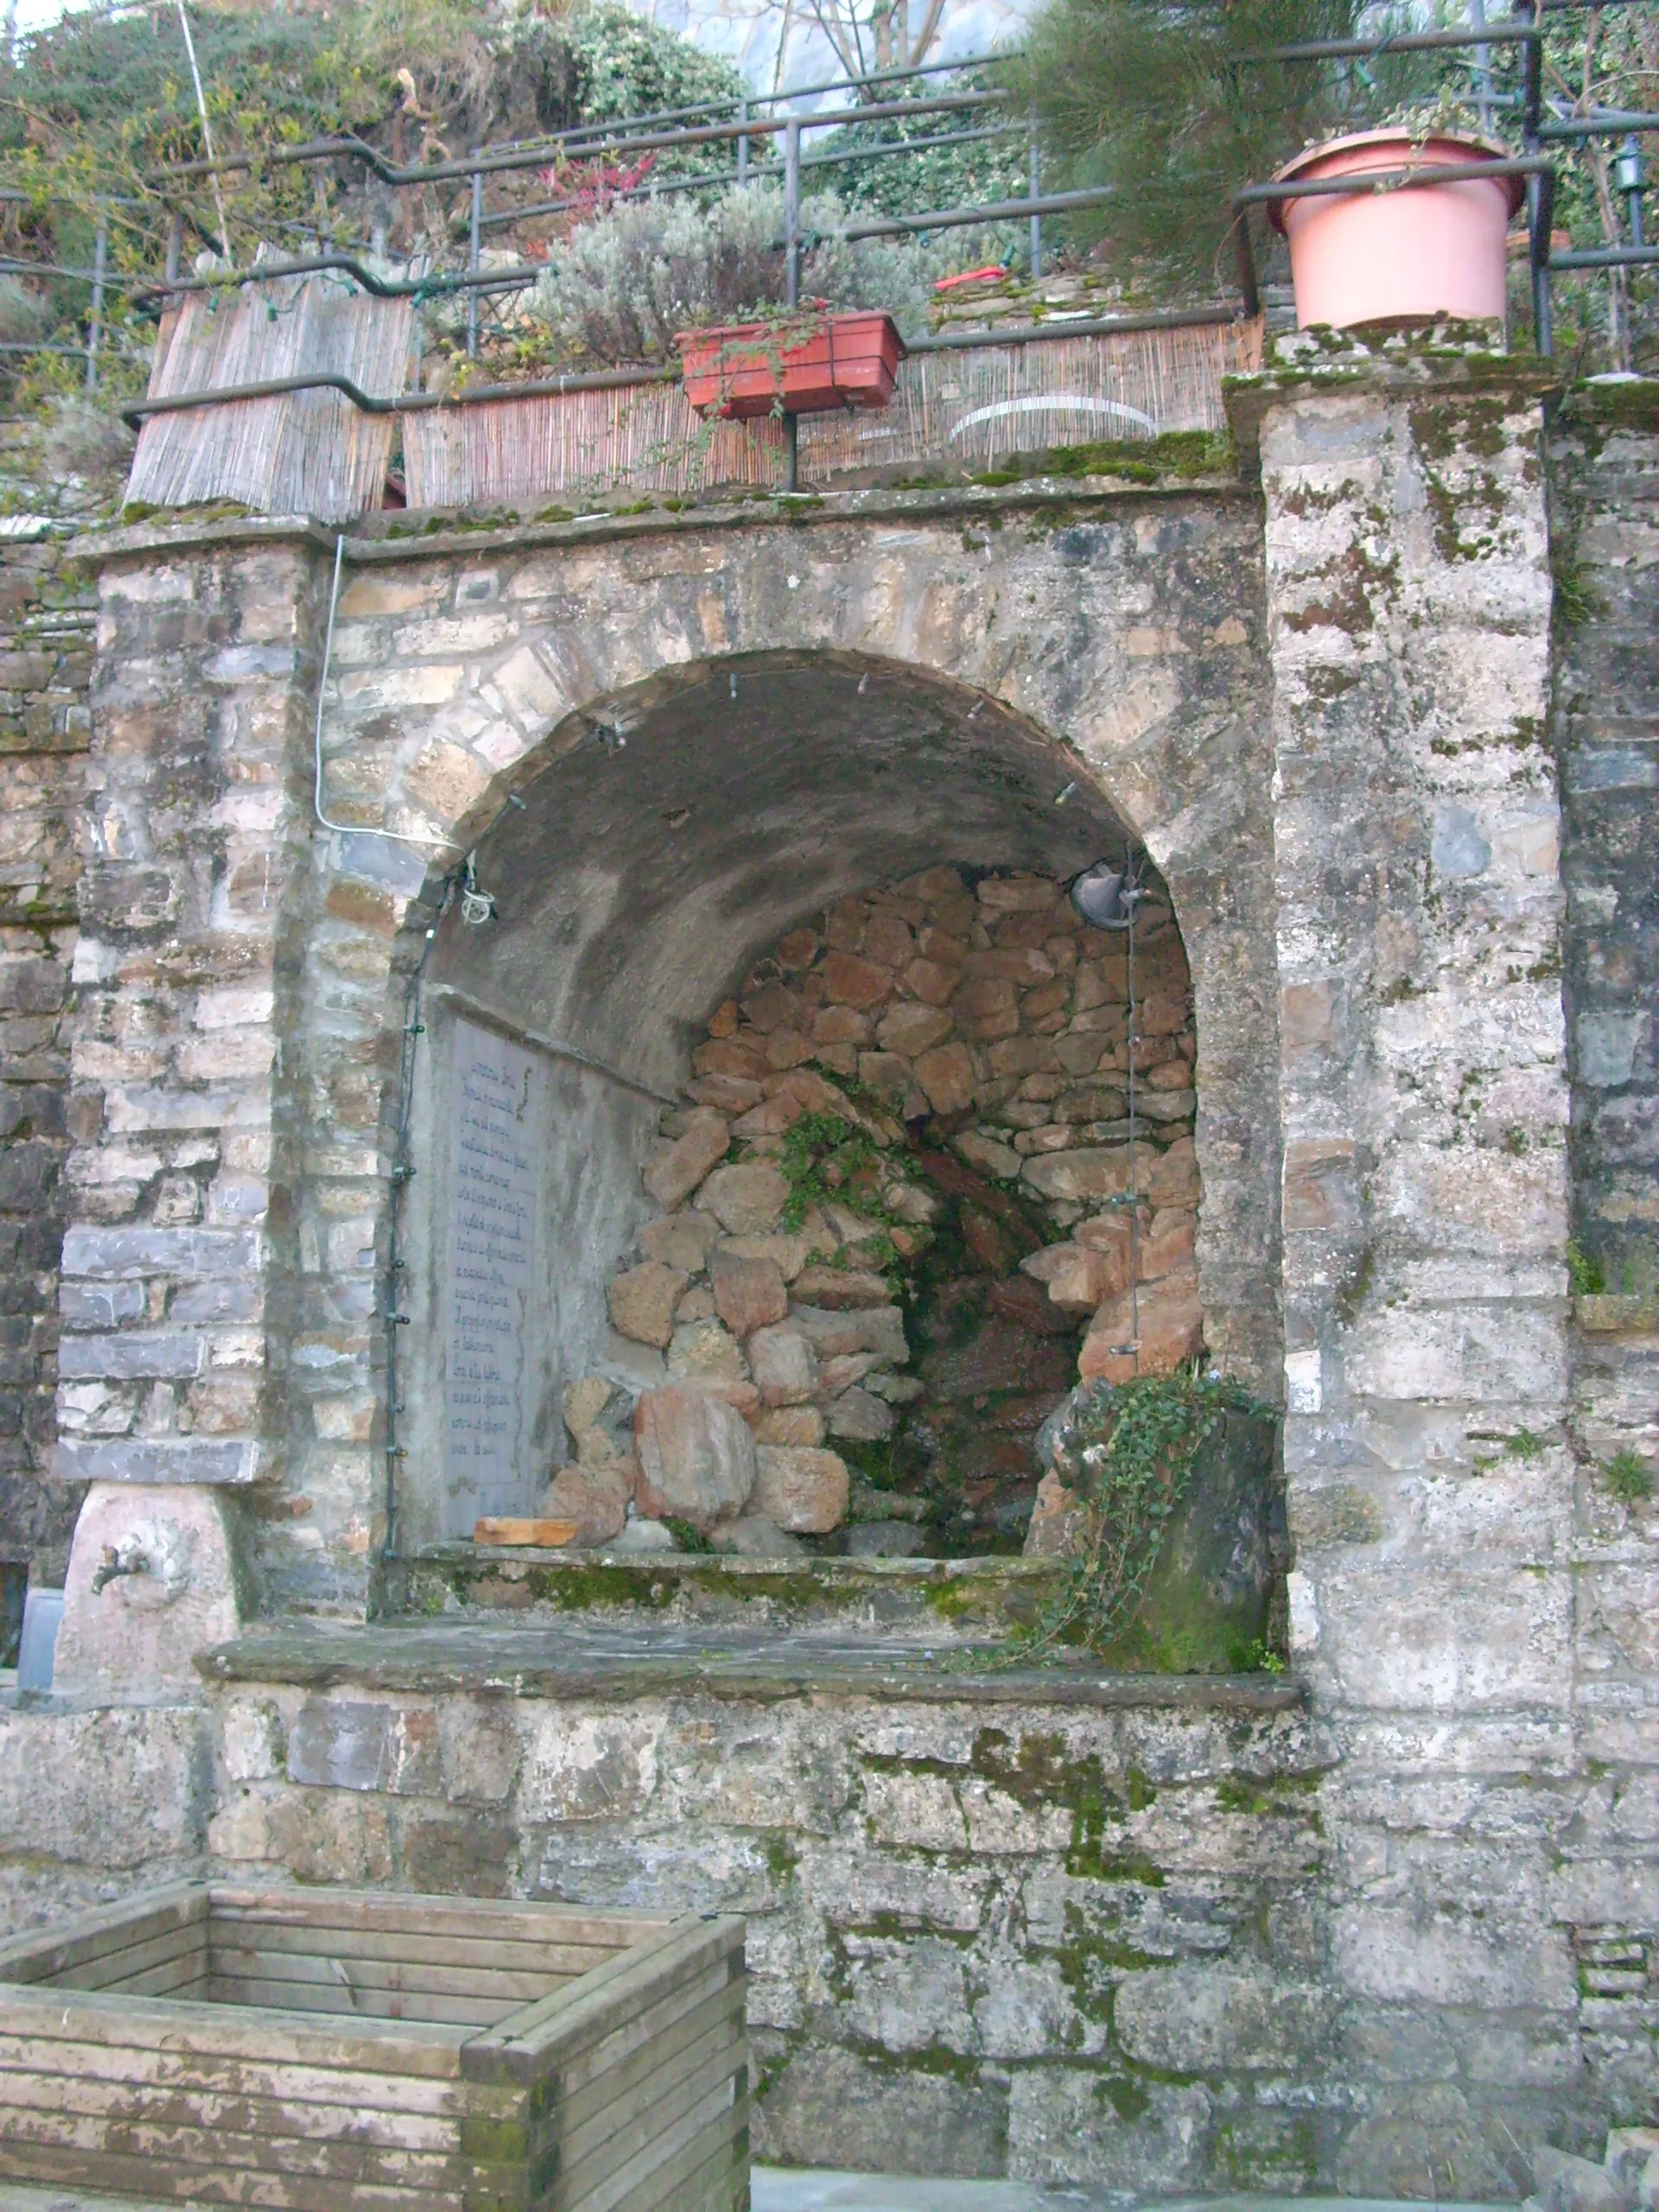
{"left": 827, "top": 1387, "right": 895, "bottom": 1441}
{"left": 1079, "top": 1260, "right": 1203, "bottom": 1385}
{"left": 709, "top": 1249, "right": 788, "bottom": 1338}
{"left": 641, "top": 1111, "right": 729, "bottom": 1209}
{"left": 701, "top": 1162, "right": 791, "bottom": 1235}
{"left": 607, "top": 1261, "right": 689, "bottom": 1349}
{"left": 748, "top": 1324, "right": 819, "bottom": 1407}
{"left": 541, "top": 1464, "right": 630, "bottom": 1546}
{"left": 632, "top": 1386, "right": 757, "bottom": 1531}
{"left": 752, "top": 1444, "right": 849, "bottom": 1532}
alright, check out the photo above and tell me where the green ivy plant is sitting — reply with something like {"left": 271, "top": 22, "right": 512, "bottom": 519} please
{"left": 775, "top": 1109, "right": 897, "bottom": 1234}
{"left": 1000, "top": 1365, "right": 1272, "bottom": 1665}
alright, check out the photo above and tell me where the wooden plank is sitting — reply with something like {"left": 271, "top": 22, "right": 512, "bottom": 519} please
{"left": 0, "top": 2068, "right": 466, "bottom": 2152}
{"left": 465, "top": 1918, "right": 741, "bottom": 2083}
{"left": 556, "top": 2001, "right": 742, "bottom": 2180}
{"left": 0, "top": 1984, "right": 466, "bottom": 2075}
{"left": 0, "top": 1886, "right": 206, "bottom": 1986}
{"left": 551, "top": 2036, "right": 741, "bottom": 2211}
{"left": 0, "top": 2139, "right": 467, "bottom": 2212}
{"left": 554, "top": 1956, "right": 738, "bottom": 2103}
{"left": 0, "top": 2037, "right": 505, "bottom": 2117}
{"left": 52, "top": 1922, "right": 209, "bottom": 1993}
{"left": 474, "top": 1519, "right": 577, "bottom": 1548}
{"left": 211, "top": 1889, "right": 671, "bottom": 1950}
{"left": 607, "top": 2116, "right": 748, "bottom": 2212}
{"left": 207, "top": 1978, "right": 512, "bottom": 2031}
{"left": 562, "top": 2075, "right": 745, "bottom": 2212}
{"left": 209, "top": 1947, "right": 569, "bottom": 2005}
{"left": 99, "top": 1960, "right": 209, "bottom": 2001}
{"left": 211, "top": 1922, "right": 613, "bottom": 1977}
{"left": 555, "top": 1986, "right": 742, "bottom": 2158}
{"left": 0, "top": 2101, "right": 503, "bottom": 2192}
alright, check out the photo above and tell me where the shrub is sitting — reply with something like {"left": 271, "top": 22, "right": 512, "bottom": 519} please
{"left": 533, "top": 183, "right": 937, "bottom": 365}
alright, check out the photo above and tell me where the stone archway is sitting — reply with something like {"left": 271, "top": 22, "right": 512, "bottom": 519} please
{"left": 56, "top": 496, "right": 1279, "bottom": 1616}
{"left": 383, "top": 651, "right": 1220, "bottom": 1560}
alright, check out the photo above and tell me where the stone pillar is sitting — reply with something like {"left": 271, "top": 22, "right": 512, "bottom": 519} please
{"left": 51, "top": 530, "right": 324, "bottom": 1687}
{"left": 1246, "top": 339, "right": 1586, "bottom": 2149}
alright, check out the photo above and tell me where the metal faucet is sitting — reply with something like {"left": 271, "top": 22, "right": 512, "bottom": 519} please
{"left": 91, "top": 1541, "right": 147, "bottom": 1596}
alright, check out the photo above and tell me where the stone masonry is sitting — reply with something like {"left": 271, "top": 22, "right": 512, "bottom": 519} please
{"left": 5, "top": 337, "right": 1659, "bottom": 2187}
{"left": 570, "top": 865, "right": 1198, "bottom": 1557}
{"left": 0, "top": 427, "right": 105, "bottom": 1585}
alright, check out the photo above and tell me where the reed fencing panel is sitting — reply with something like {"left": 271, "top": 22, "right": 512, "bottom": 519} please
{"left": 126, "top": 275, "right": 416, "bottom": 523}
{"left": 402, "top": 316, "right": 1263, "bottom": 512}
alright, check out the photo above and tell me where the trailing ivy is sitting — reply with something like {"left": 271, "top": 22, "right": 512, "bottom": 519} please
{"left": 775, "top": 1109, "right": 897, "bottom": 1235}
{"left": 996, "top": 1365, "right": 1273, "bottom": 1665}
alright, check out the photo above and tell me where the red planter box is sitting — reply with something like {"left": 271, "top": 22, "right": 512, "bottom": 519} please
{"left": 677, "top": 309, "right": 906, "bottom": 419}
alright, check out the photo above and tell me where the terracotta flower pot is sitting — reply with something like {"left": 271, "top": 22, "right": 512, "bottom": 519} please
{"left": 1269, "top": 128, "right": 1525, "bottom": 330}
{"left": 677, "top": 308, "right": 906, "bottom": 420}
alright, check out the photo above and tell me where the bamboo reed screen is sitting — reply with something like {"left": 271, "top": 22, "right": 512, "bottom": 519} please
{"left": 126, "top": 275, "right": 416, "bottom": 524}
{"left": 402, "top": 317, "right": 1263, "bottom": 512}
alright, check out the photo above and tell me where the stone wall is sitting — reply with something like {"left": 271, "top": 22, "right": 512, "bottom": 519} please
{"left": 18, "top": 341, "right": 1659, "bottom": 2185}
{"left": 50, "top": 532, "right": 325, "bottom": 1583}
{"left": 200, "top": 1662, "right": 1346, "bottom": 2193}
{"left": 1549, "top": 385, "right": 1659, "bottom": 2118}
{"left": 0, "top": 1693, "right": 211, "bottom": 1932}
{"left": 0, "top": 426, "right": 105, "bottom": 1584}
{"left": 569, "top": 865, "right": 1199, "bottom": 1560}
{"left": 60, "top": 465, "right": 1277, "bottom": 1614}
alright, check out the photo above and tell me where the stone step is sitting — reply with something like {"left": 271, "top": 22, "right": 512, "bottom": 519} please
{"left": 753, "top": 2178, "right": 1514, "bottom": 2212}
{"left": 0, "top": 2178, "right": 1519, "bottom": 2212}
{"left": 400, "top": 1544, "right": 1064, "bottom": 1641}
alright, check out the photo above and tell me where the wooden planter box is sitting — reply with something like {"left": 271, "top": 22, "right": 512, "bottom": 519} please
{"left": 0, "top": 1882, "right": 748, "bottom": 2212}
{"left": 677, "top": 308, "right": 905, "bottom": 419}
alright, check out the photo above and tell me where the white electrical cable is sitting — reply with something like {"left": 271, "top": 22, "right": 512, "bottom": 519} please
{"left": 313, "top": 535, "right": 464, "bottom": 854}
{"left": 174, "top": 0, "right": 232, "bottom": 262}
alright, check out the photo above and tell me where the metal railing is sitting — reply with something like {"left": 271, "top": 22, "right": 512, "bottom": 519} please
{"left": 10, "top": 1, "right": 1659, "bottom": 405}
{"left": 1227, "top": 2, "right": 1659, "bottom": 359}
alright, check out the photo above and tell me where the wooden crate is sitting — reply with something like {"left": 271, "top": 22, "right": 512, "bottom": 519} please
{"left": 0, "top": 1883, "right": 748, "bottom": 2212}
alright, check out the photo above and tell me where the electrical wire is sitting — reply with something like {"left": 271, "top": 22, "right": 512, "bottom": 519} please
{"left": 173, "top": 0, "right": 230, "bottom": 260}
{"left": 312, "top": 533, "right": 463, "bottom": 855}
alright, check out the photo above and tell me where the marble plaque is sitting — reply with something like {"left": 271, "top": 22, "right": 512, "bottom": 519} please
{"left": 444, "top": 1021, "right": 541, "bottom": 1522}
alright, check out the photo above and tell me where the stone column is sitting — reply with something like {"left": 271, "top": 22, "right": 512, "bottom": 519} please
{"left": 50, "top": 528, "right": 325, "bottom": 1689}
{"left": 1245, "top": 338, "right": 1586, "bottom": 2147}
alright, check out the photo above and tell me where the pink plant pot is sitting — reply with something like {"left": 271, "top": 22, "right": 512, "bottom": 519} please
{"left": 1270, "top": 129, "right": 1525, "bottom": 330}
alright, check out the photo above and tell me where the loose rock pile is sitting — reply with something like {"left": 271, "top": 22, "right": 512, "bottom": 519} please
{"left": 539, "top": 865, "right": 1202, "bottom": 1555}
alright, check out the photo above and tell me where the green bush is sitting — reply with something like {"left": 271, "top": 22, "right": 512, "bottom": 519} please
{"left": 532, "top": 182, "right": 938, "bottom": 365}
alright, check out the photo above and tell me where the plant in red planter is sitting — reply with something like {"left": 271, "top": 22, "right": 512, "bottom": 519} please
{"left": 676, "top": 299, "right": 906, "bottom": 420}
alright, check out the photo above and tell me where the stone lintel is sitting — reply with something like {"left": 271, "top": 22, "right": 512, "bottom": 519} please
{"left": 52, "top": 1439, "right": 269, "bottom": 1485}
{"left": 66, "top": 467, "right": 1250, "bottom": 577}
{"left": 193, "top": 1620, "right": 1309, "bottom": 1712}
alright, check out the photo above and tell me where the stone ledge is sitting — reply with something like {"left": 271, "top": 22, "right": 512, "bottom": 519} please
{"left": 194, "top": 1619, "right": 1306, "bottom": 1711}
{"left": 402, "top": 1545, "right": 1069, "bottom": 1638}
{"left": 1225, "top": 325, "right": 1561, "bottom": 474}
{"left": 65, "top": 468, "right": 1249, "bottom": 575}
